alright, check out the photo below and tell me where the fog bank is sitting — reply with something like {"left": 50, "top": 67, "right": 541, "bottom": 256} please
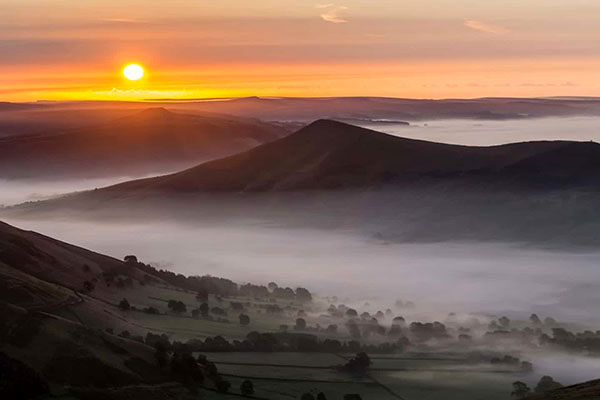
{"left": 5, "top": 217, "right": 600, "bottom": 324}
{"left": 358, "top": 116, "right": 600, "bottom": 146}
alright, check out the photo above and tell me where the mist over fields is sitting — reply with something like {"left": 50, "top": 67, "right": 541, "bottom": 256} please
{"left": 3, "top": 116, "right": 600, "bottom": 322}
{"left": 4, "top": 216, "right": 600, "bottom": 325}
{"left": 3, "top": 113, "right": 600, "bottom": 398}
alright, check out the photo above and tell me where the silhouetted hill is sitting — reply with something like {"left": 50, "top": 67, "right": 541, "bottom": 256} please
{"left": 95, "top": 119, "right": 600, "bottom": 194}
{"left": 525, "top": 378, "right": 600, "bottom": 399}
{"left": 0, "top": 107, "right": 287, "bottom": 179}
{"left": 0, "top": 220, "right": 156, "bottom": 295}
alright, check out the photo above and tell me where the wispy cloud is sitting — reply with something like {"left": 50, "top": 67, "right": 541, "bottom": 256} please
{"left": 318, "top": 4, "right": 348, "bottom": 24}
{"left": 464, "top": 19, "right": 508, "bottom": 34}
{"left": 100, "top": 18, "right": 141, "bottom": 24}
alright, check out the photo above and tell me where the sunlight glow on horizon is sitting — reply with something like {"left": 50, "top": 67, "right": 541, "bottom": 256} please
{"left": 3, "top": 0, "right": 600, "bottom": 101}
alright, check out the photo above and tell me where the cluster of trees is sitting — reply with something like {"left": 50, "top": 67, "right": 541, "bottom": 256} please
{"left": 337, "top": 352, "right": 372, "bottom": 375}
{"left": 146, "top": 333, "right": 233, "bottom": 393}
{"left": 167, "top": 300, "right": 187, "bottom": 314}
{"left": 180, "top": 331, "right": 405, "bottom": 354}
{"left": 123, "top": 255, "right": 313, "bottom": 302}
{"left": 540, "top": 327, "right": 600, "bottom": 353}
{"left": 511, "top": 376, "right": 563, "bottom": 398}
{"left": 342, "top": 315, "right": 449, "bottom": 344}
{"left": 488, "top": 314, "right": 558, "bottom": 332}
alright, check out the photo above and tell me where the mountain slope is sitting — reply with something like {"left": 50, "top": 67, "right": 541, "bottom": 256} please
{"left": 0, "top": 220, "right": 161, "bottom": 298}
{"left": 0, "top": 107, "right": 287, "bottom": 179}
{"left": 94, "top": 119, "right": 600, "bottom": 194}
{"left": 525, "top": 378, "right": 600, "bottom": 399}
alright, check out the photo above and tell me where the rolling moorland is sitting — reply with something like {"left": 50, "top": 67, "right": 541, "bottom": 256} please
{"left": 11, "top": 118, "right": 600, "bottom": 248}
{"left": 2, "top": 219, "right": 600, "bottom": 400}
{"left": 0, "top": 108, "right": 287, "bottom": 179}
{"left": 3, "top": 100, "right": 600, "bottom": 399}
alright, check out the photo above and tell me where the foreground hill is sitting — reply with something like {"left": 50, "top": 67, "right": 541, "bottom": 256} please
{"left": 0, "top": 107, "right": 287, "bottom": 179}
{"left": 525, "top": 379, "right": 600, "bottom": 399}
{"left": 92, "top": 119, "right": 600, "bottom": 194}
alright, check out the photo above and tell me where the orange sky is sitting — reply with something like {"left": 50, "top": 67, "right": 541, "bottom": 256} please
{"left": 3, "top": 0, "right": 600, "bottom": 101}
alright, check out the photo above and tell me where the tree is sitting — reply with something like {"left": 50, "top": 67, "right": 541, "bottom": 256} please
{"left": 168, "top": 300, "right": 187, "bottom": 313}
{"left": 499, "top": 316, "right": 510, "bottom": 328}
{"left": 295, "top": 287, "right": 312, "bottom": 302}
{"left": 295, "top": 318, "right": 307, "bottom": 330}
{"left": 239, "top": 314, "right": 250, "bottom": 325}
{"left": 530, "top": 314, "right": 542, "bottom": 325}
{"left": 170, "top": 352, "right": 204, "bottom": 385}
{"left": 124, "top": 255, "right": 138, "bottom": 264}
{"left": 511, "top": 381, "right": 531, "bottom": 398}
{"left": 199, "top": 302, "right": 209, "bottom": 317}
{"left": 118, "top": 298, "right": 131, "bottom": 311}
{"left": 268, "top": 282, "right": 278, "bottom": 291}
{"left": 340, "top": 352, "right": 371, "bottom": 375}
{"left": 317, "top": 393, "right": 328, "bottom": 400}
{"left": 240, "top": 379, "right": 254, "bottom": 396}
{"left": 346, "top": 308, "right": 358, "bottom": 317}
{"left": 216, "top": 379, "right": 231, "bottom": 393}
{"left": 535, "top": 376, "right": 563, "bottom": 393}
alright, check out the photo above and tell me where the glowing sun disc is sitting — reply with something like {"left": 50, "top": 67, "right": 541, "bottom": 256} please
{"left": 123, "top": 64, "right": 144, "bottom": 80}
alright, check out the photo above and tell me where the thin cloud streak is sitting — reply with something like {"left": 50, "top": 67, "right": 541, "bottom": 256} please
{"left": 320, "top": 5, "right": 348, "bottom": 24}
{"left": 464, "top": 19, "right": 508, "bottom": 34}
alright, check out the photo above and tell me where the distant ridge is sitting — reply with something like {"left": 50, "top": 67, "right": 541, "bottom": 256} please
{"left": 92, "top": 119, "right": 600, "bottom": 195}
{"left": 0, "top": 107, "right": 287, "bottom": 179}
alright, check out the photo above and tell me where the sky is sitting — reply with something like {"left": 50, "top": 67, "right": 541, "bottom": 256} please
{"left": 2, "top": 0, "right": 600, "bottom": 101}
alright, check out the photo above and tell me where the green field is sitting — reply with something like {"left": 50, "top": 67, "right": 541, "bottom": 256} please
{"left": 189, "top": 351, "right": 528, "bottom": 400}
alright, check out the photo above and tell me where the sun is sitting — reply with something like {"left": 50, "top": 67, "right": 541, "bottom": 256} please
{"left": 123, "top": 64, "right": 144, "bottom": 81}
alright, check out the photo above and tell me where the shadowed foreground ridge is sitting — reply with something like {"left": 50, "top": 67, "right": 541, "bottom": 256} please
{"left": 525, "top": 378, "right": 600, "bottom": 400}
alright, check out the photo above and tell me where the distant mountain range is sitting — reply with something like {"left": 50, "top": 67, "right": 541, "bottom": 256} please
{"left": 91, "top": 119, "right": 600, "bottom": 195}
{"left": 0, "top": 108, "right": 287, "bottom": 179}
{"left": 7, "top": 119, "right": 600, "bottom": 247}
{"left": 4, "top": 96, "right": 600, "bottom": 126}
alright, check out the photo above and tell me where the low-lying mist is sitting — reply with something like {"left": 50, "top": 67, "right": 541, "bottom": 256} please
{"left": 358, "top": 116, "right": 600, "bottom": 146}
{"left": 5, "top": 216, "right": 600, "bottom": 325}
{"left": 0, "top": 175, "right": 159, "bottom": 206}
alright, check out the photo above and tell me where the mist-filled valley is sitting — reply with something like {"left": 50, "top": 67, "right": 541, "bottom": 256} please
{"left": 3, "top": 107, "right": 600, "bottom": 400}
{"left": 6, "top": 0, "right": 600, "bottom": 396}
{"left": 5, "top": 216, "right": 600, "bottom": 324}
